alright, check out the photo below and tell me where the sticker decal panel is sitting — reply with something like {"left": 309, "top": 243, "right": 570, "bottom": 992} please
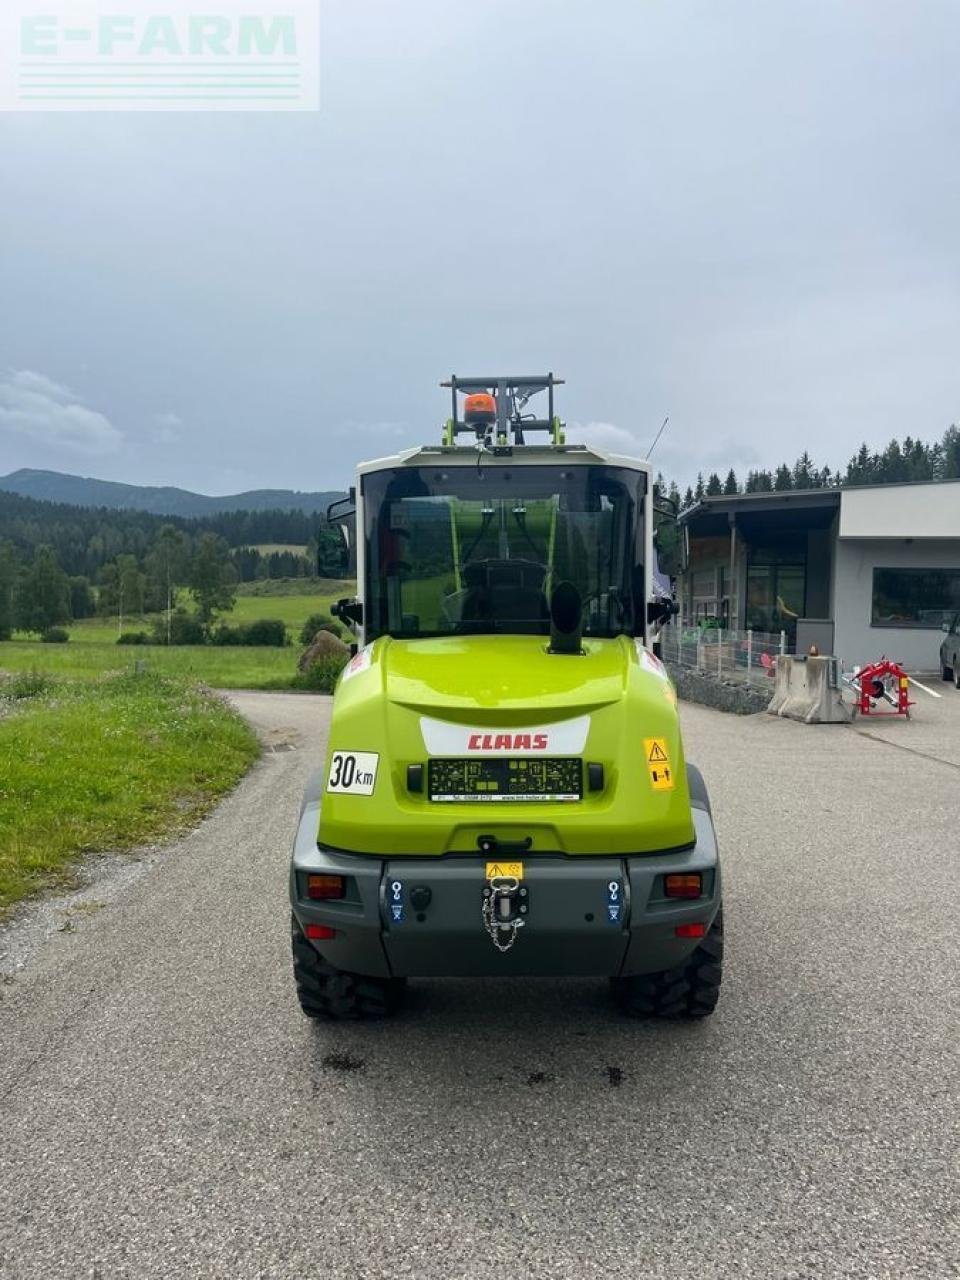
{"left": 387, "top": 878, "right": 405, "bottom": 925}
{"left": 634, "top": 640, "right": 670, "bottom": 681}
{"left": 420, "top": 715, "right": 590, "bottom": 756}
{"left": 606, "top": 879, "right": 623, "bottom": 925}
{"left": 326, "top": 750, "right": 379, "bottom": 796}
{"left": 644, "top": 737, "right": 675, "bottom": 791}
{"left": 340, "top": 646, "right": 373, "bottom": 684}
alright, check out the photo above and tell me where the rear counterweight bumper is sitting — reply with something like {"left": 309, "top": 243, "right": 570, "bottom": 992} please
{"left": 290, "top": 769, "right": 720, "bottom": 980}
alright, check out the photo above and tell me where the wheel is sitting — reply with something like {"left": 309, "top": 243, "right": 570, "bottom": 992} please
{"left": 615, "top": 908, "right": 723, "bottom": 1019}
{"left": 291, "top": 915, "right": 404, "bottom": 1019}
{"left": 941, "top": 661, "right": 954, "bottom": 683}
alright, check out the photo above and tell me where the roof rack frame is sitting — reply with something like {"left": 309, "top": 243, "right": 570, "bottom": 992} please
{"left": 440, "top": 373, "right": 565, "bottom": 445}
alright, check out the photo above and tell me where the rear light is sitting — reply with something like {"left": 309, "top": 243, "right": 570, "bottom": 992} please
{"left": 307, "top": 874, "right": 345, "bottom": 900}
{"left": 675, "top": 922, "right": 706, "bottom": 939}
{"left": 664, "top": 873, "right": 702, "bottom": 899}
{"left": 306, "top": 923, "right": 337, "bottom": 941}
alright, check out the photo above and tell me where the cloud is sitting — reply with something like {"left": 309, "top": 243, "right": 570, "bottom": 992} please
{"left": 565, "top": 420, "right": 766, "bottom": 490}
{"left": 571, "top": 420, "right": 649, "bottom": 458}
{"left": 152, "top": 410, "right": 183, "bottom": 445}
{"left": 0, "top": 369, "right": 123, "bottom": 456}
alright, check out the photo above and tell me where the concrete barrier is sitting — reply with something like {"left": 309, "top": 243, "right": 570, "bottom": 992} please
{"left": 768, "top": 655, "right": 852, "bottom": 724}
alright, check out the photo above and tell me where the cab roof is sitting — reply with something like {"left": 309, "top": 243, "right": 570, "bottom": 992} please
{"left": 356, "top": 443, "right": 652, "bottom": 477}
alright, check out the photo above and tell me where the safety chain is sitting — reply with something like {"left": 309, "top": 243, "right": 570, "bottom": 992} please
{"left": 481, "top": 877, "right": 526, "bottom": 953}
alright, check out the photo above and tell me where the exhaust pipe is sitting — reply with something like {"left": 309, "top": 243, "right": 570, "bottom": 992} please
{"left": 548, "top": 582, "right": 583, "bottom": 655}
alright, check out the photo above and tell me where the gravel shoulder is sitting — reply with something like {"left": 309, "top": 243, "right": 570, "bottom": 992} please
{"left": 1, "top": 690, "right": 957, "bottom": 1279}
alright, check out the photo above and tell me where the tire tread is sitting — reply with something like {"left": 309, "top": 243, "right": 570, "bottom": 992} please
{"left": 616, "top": 908, "right": 724, "bottom": 1019}
{"left": 291, "top": 916, "right": 402, "bottom": 1020}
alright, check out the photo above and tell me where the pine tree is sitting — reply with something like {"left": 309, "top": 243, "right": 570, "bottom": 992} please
{"left": 0, "top": 541, "right": 19, "bottom": 640}
{"left": 792, "top": 451, "right": 816, "bottom": 489}
{"left": 722, "top": 468, "right": 739, "bottom": 495}
{"left": 145, "top": 526, "right": 189, "bottom": 644}
{"left": 773, "top": 465, "right": 793, "bottom": 491}
{"left": 189, "top": 533, "right": 237, "bottom": 624}
{"left": 694, "top": 473, "right": 705, "bottom": 502}
{"left": 705, "top": 472, "right": 723, "bottom": 496}
{"left": 15, "top": 545, "right": 70, "bottom": 634}
{"left": 941, "top": 425, "right": 960, "bottom": 479}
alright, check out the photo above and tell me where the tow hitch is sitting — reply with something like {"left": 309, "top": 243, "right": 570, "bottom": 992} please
{"left": 481, "top": 876, "right": 529, "bottom": 952}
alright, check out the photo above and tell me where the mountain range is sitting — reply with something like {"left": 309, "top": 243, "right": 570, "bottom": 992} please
{"left": 0, "top": 469, "right": 345, "bottom": 517}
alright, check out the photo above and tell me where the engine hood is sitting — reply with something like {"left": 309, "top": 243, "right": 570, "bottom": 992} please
{"left": 381, "top": 634, "right": 630, "bottom": 719}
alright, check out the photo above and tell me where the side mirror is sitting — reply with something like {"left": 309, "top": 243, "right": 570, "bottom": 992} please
{"left": 318, "top": 525, "right": 351, "bottom": 578}
{"left": 647, "top": 598, "right": 679, "bottom": 626}
{"left": 654, "top": 523, "right": 687, "bottom": 578}
{"left": 332, "top": 598, "right": 363, "bottom": 627}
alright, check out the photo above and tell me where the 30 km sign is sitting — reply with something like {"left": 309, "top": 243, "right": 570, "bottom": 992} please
{"left": 326, "top": 752, "right": 379, "bottom": 797}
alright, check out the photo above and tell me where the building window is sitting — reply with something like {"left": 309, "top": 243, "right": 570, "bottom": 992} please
{"left": 745, "top": 562, "right": 805, "bottom": 640}
{"left": 871, "top": 567, "right": 960, "bottom": 629}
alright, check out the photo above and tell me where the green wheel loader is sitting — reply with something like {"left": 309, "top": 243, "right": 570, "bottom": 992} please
{"left": 290, "top": 375, "right": 722, "bottom": 1019}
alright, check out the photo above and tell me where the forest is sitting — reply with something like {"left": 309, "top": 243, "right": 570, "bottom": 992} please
{"left": 668, "top": 424, "right": 960, "bottom": 509}
{"left": 0, "top": 492, "right": 347, "bottom": 640}
{"left": 2, "top": 424, "right": 957, "bottom": 639}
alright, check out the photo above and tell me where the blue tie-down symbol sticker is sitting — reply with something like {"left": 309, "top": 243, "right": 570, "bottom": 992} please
{"left": 389, "top": 879, "right": 405, "bottom": 925}
{"left": 606, "top": 879, "right": 623, "bottom": 925}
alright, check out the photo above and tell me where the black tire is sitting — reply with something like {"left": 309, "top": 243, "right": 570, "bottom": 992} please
{"left": 291, "top": 915, "right": 404, "bottom": 1020}
{"left": 941, "top": 662, "right": 953, "bottom": 683}
{"left": 615, "top": 908, "right": 723, "bottom": 1019}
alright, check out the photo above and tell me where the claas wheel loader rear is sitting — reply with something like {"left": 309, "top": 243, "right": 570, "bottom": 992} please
{"left": 289, "top": 375, "right": 722, "bottom": 1019}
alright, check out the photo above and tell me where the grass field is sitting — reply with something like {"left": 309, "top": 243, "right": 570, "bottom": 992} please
{"left": 227, "top": 592, "right": 343, "bottom": 635}
{"left": 0, "top": 640, "right": 303, "bottom": 688}
{"left": 247, "top": 543, "right": 310, "bottom": 557}
{"left": 13, "top": 581, "right": 353, "bottom": 648}
{"left": 0, "top": 670, "right": 259, "bottom": 915}
{"left": 235, "top": 577, "right": 353, "bottom": 598}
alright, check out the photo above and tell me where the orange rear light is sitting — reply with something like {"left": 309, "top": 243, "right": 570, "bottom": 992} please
{"left": 307, "top": 874, "right": 345, "bottom": 900}
{"left": 664, "top": 873, "right": 702, "bottom": 899}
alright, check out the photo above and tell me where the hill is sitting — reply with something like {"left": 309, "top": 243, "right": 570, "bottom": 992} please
{"left": 0, "top": 469, "right": 344, "bottom": 517}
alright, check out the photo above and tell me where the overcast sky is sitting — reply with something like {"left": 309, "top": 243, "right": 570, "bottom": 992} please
{"left": 1, "top": 0, "right": 958, "bottom": 494}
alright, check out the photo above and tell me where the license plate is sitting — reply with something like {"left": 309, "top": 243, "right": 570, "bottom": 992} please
{"left": 428, "top": 757, "right": 582, "bottom": 802}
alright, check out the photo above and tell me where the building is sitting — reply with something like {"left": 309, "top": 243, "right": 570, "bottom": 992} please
{"left": 677, "top": 479, "right": 960, "bottom": 671}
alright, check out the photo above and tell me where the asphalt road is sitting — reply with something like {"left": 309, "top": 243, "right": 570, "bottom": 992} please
{"left": 1, "top": 689, "right": 959, "bottom": 1279}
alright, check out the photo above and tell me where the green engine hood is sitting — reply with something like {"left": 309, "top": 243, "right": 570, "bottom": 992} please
{"left": 381, "top": 634, "right": 629, "bottom": 718}
{"left": 318, "top": 634, "right": 694, "bottom": 856}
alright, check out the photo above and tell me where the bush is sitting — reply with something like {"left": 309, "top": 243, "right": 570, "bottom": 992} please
{"left": 211, "top": 619, "right": 288, "bottom": 647}
{"left": 2, "top": 670, "right": 52, "bottom": 700}
{"left": 299, "top": 613, "right": 343, "bottom": 645}
{"left": 243, "top": 618, "right": 288, "bottom": 647}
{"left": 117, "top": 631, "right": 151, "bottom": 645}
{"left": 290, "top": 652, "right": 350, "bottom": 693}
{"left": 40, "top": 627, "right": 69, "bottom": 644}
{"left": 151, "top": 611, "right": 207, "bottom": 646}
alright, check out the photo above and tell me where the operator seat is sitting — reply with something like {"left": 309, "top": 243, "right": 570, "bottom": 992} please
{"left": 459, "top": 560, "right": 549, "bottom": 632}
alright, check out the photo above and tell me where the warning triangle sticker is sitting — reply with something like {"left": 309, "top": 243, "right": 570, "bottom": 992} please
{"left": 648, "top": 741, "right": 669, "bottom": 763}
